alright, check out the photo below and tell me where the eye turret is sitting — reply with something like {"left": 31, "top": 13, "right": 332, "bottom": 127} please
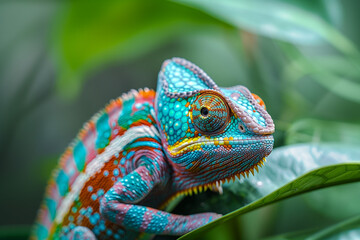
{"left": 191, "top": 92, "right": 230, "bottom": 135}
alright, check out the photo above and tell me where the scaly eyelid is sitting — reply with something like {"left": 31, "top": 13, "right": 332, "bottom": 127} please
{"left": 251, "top": 93, "right": 266, "bottom": 110}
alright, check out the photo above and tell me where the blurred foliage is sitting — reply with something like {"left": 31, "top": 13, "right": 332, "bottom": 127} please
{"left": 54, "top": 0, "right": 227, "bottom": 98}
{"left": 285, "top": 119, "right": 360, "bottom": 145}
{"left": 0, "top": 225, "right": 32, "bottom": 240}
{"left": 1, "top": 0, "right": 360, "bottom": 239}
{"left": 263, "top": 215, "right": 360, "bottom": 240}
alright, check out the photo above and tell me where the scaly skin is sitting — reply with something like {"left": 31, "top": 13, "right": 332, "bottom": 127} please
{"left": 31, "top": 58, "right": 275, "bottom": 240}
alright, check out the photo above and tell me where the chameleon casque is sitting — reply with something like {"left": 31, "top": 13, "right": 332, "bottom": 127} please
{"left": 32, "top": 58, "right": 275, "bottom": 240}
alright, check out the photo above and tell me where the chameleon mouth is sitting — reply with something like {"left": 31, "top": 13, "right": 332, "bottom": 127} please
{"left": 162, "top": 157, "right": 267, "bottom": 207}
{"left": 168, "top": 135, "right": 273, "bottom": 156}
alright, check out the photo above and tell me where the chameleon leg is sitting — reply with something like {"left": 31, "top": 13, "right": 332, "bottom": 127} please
{"left": 103, "top": 203, "right": 220, "bottom": 235}
{"left": 100, "top": 165, "right": 221, "bottom": 235}
{"left": 67, "top": 226, "right": 96, "bottom": 240}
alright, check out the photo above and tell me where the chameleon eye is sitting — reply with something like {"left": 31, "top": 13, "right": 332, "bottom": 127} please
{"left": 192, "top": 92, "right": 230, "bottom": 134}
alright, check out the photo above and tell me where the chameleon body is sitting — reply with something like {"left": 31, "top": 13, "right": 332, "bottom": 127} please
{"left": 32, "top": 58, "right": 275, "bottom": 240}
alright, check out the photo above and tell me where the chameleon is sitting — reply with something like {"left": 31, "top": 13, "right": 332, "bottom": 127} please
{"left": 32, "top": 58, "right": 275, "bottom": 240}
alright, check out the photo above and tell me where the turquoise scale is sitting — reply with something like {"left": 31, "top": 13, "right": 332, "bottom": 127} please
{"left": 73, "top": 141, "right": 86, "bottom": 171}
{"left": 95, "top": 113, "right": 111, "bottom": 150}
{"left": 45, "top": 198, "right": 56, "bottom": 221}
{"left": 164, "top": 61, "right": 209, "bottom": 93}
{"left": 56, "top": 170, "right": 69, "bottom": 197}
{"left": 157, "top": 90, "right": 191, "bottom": 146}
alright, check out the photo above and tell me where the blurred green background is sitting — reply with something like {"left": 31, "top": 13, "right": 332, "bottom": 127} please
{"left": 1, "top": 0, "right": 360, "bottom": 239}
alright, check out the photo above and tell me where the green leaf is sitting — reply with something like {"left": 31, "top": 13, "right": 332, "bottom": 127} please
{"left": 179, "top": 144, "right": 360, "bottom": 239}
{"left": 285, "top": 119, "right": 360, "bottom": 145}
{"left": 285, "top": 120, "right": 360, "bottom": 221}
{"left": 306, "top": 215, "right": 360, "bottom": 240}
{"left": 174, "top": 0, "right": 359, "bottom": 57}
{"left": 54, "top": 0, "right": 224, "bottom": 99}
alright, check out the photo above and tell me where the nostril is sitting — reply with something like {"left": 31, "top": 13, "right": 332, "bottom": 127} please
{"left": 238, "top": 123, "right": 246, "bottom": 133}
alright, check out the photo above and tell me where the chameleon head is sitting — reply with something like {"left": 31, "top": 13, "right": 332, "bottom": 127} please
{"left": 155, "top": 58, "right": 275, "bottom": 191}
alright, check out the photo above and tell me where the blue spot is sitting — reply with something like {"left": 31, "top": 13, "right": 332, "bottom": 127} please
{"left": 87, "top": 186, "right": 93, "bottom": 192}
{"left": 93, "top": 227, "right": 100, "bottom": 236}
{"left": 104, "top": 170, "right": 109, "bottom": 177}
{"left": 62, "top": 226, "right": 69, "bottom": 234}
{"left": 113, "top": 169, "right": 119, "bottom": 176}
{"left": 97, "top": 189, "right": 104, "bottom": 197}
{"left": 56, "top": 170, "right": 69, "bottom": 196}
{"left": 79, "top": 208, "right": 86, "bottom": 215}
{"left": 89, "top": 213, "right": 100, "bottom": 225}
{"left": 73, "top": 141, "right": 86, "bottom": 171}
{"left": 99, "top": 220, "right": 106, "bottom": 231}
{"left": 91, "top": 194, "right": 97, "bottom": 201}
{"left": 72, "top": 207, "right": 77, "bottom": 213}
{"left": 45, "top": 198, "right": 56, "bottom": 221}
{"left": 69, "top": 223, "right": 75, "bottom": 229}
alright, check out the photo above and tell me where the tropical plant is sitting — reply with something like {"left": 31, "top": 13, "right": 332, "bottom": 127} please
{"left": 0, "top": 1, "right": 359, "bottom": 239}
